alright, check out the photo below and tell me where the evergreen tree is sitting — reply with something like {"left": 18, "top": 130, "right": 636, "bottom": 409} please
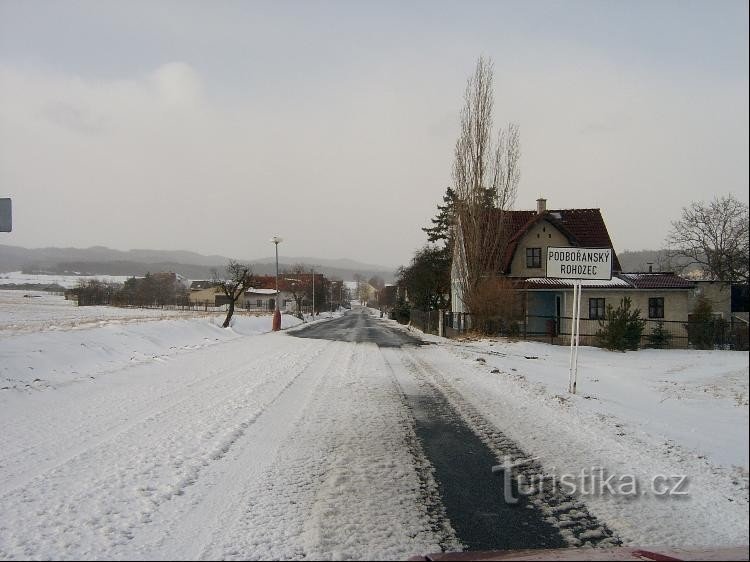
{"left": 396, "top": 246, "right": 451, "bottom": 311}
{"left": 422, "top": 186, "right": 457, "bottom": 249}
{"left": 596, "top": 297, "right": 646, "bottom": 351}
{"left": 645, "top": 321, "right": 672, "bottom": 349}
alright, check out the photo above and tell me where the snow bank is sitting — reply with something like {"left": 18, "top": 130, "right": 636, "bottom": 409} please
{"left": 0, "top": 311, "right": 302, "bottom": 392}
{"left": 398, "top": 333, "right": 749, "bottom": 547}
{"left": 440, "top": 338, "right": 749, "bottom": 471}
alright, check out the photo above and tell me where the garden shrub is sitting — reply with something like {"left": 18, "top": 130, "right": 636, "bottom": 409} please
{"left": 596, "top": 297, "right": 646, "bottom": 351}
{"left": 645, "top": 322, "right": 672, "bottom": 349}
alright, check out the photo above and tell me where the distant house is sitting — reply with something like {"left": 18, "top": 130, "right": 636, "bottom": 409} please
{"left": 188, "top": 275, "right": 323, "bottom": 312}
{"left": 689, "top": 280, "right": 732, "bottom": 319}
{"left": 245, "top": 275, "right": 315, "bottom": 313}
{"left": 243, "top": 287, "right": 281, "bottom": 312}
{"left": 451, "top": 198, "right": 696, "bottom": 339}
{"left": 188, "top": 280, "right": 221, "bottom": 306}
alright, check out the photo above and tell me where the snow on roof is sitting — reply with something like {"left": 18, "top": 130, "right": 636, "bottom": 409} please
{"left": 245, "top": 288, "right": 278, "bottom": 295}
{"left": 189, "top": 280, "right": 216, "bottom": 290}
{"left": 521, "top": 272, "right": 694, "bottom": 290}
{"left": 522, "top": 276, "right": 631, "bottom": 289}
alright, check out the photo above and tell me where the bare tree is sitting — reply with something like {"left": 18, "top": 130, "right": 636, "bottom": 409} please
{"left": 452, "top": 56, "right": 521, "bottom": 321}
{"left": 665, "top": 194, "right": 749, "bottom": 284}
{"left": 357, "top": 282, "right": 370, "bottom": 306}
{"left": 215, "top": 260, "right": 255, "bottom": 328}
{"left": 352, "top": 273, "right": 364, "bottom": 305}
{"left": 284, "top": 263, "right": 313, "bottom": 319}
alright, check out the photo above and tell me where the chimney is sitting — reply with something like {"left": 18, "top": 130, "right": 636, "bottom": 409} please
{"left": 536, "top": 197, "right": 547, "bottom": 215}
{"left": 647, "top": 262, "right": 654, "bottom": 273}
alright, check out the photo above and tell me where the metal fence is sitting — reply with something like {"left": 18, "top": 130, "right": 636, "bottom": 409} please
{"left": 435, "top": 311, "right": 749, "bottom": 350}
{"left": 409, "top": 309, "right": 442, "bottom": 336}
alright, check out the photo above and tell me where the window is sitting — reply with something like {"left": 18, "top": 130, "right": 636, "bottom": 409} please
{"left": 257, "top": 299, "right": 262, "bottom": 308}
{"left": 649, "top": 297, "right": 664, "bottom": 319}
{"left": 526, "top": 247, "right": 542, "bottom": 268}
{"left": 589, "top": 298, "right": 606, "bottom": 320}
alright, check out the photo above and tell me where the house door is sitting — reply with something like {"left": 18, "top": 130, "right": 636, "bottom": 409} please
{"left": 556, "top": 295, "right": 562, "bottom": 336}
{"left": 268, "top": 298, "right": 275, "bottom": 311}
{"left": 527, "top": 292, "right": 557, "bottom": 334}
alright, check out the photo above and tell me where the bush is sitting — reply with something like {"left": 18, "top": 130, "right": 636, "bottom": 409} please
{"left": 596, "top": 297, "right": 646, "bottom": 351}
{"left": 507, "top": 320, "right": 521, "bottom": 339}
{"left": 390, "top": 298, "right": 411, "bottom": 324}
{"left": 464, "top": 277, "right": 521, "bottom": 335}
{"left": 645, "top": 322, "right": 672, "bottom": 349}
{"left": 686, "top": 297, "right": 728, "bottom": 349}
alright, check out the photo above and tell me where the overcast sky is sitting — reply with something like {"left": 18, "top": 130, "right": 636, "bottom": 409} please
{"left": 1, "top": 0, "right": 747, "bottom": 267}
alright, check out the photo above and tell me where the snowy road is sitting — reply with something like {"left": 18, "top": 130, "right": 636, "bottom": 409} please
{"left": 1, "top": 307, "right": 747, "bottom": 559}
{"left": 1, "top": 309, "right": 456, "bottom": 559}
{"left": 291, "top": 310, "right": 615, "bottom": 551}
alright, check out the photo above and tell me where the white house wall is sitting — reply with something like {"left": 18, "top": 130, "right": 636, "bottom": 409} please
{"left": 554, "top": 288, "right": 690, "bottom": 323}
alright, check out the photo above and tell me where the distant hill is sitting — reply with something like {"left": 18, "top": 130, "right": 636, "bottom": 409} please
{"left": 617, "top": 249, "right": 696, "bottom": 274}
{"left": 0, "top": 245, "right": 396, "bottom": 283}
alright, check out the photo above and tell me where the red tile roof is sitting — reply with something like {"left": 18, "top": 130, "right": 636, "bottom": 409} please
{"left": 497, "top": 208, "right": 622, "bottom": 273}
{"left": 252, "top": 273, "right": 326, "bottom": 292}
{"left": 619, "top": 273, "right": 695, "bottom": 289}
{"left": 253, "top": 275, "right": 294, "bottom": 292}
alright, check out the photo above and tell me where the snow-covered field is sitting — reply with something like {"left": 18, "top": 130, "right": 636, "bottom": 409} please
{"left": 0, "top": 271, "right": 135, "bottom": 289}
{"left": 0, "top": 303, "right": 747, "bottom": 559}
{"left": 0, "top": 290, "right": 217, "bottom": 334}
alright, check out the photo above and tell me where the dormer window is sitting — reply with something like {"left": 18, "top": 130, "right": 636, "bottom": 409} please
{"left": 526, "top": 247, "right": 542, "bottom": 268}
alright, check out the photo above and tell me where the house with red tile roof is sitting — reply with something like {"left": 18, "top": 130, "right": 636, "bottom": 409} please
{"left": 451, "top": 198, "right": 696, "bottom": 339}
{"left": 188, "top": 272, "right": 336, "bottom": 313}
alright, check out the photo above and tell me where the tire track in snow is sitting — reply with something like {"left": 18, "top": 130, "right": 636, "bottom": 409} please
{"left": 0, "top": 336, "right": 328, "bottom": 559}
{"left": 0, "top": 335, "right": 322, "bottom": 499}
{"left": 136, "top": 338, "right": 347, "bottom": 560}
{"left": 193, "top": 341, "right": 454, "bottom": 561}
{"left": 194, "top": 341, "right": 360, "bottom": 561}
{"left": 379, "top": 348, "right": 462, "bottom": 554}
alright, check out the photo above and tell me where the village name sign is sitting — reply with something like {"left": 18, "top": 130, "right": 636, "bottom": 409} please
{"left": 546, "top": 247, "right": 612, "bottom": 281}
{"left": 544, "top": 246, "right": 613, "bottom": 395}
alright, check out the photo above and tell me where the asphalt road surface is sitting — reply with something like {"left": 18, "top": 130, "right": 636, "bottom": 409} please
{"left": 291, "top": 307, "right": 426, "bottom": 347}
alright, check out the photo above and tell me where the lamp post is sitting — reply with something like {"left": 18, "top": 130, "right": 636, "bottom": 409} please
{"left": 270, "top": 235, "right": 283, "bottom": 331}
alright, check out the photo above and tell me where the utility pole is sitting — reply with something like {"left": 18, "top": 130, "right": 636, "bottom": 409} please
{"left": 270, "top": 236, "right": 283, "bottom": 331}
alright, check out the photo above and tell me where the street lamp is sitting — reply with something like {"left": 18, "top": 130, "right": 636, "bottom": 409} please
{"left": 270, "top": 235, "right": 283, "bottom": 331}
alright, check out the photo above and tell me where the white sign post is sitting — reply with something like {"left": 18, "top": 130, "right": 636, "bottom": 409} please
{"left": 546, "top": 247, "right": 612, "bottom": 394}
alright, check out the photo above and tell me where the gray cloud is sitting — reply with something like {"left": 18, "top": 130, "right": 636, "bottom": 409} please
{"left": 0, "top": 1, "right": 747, "bottom": 266}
